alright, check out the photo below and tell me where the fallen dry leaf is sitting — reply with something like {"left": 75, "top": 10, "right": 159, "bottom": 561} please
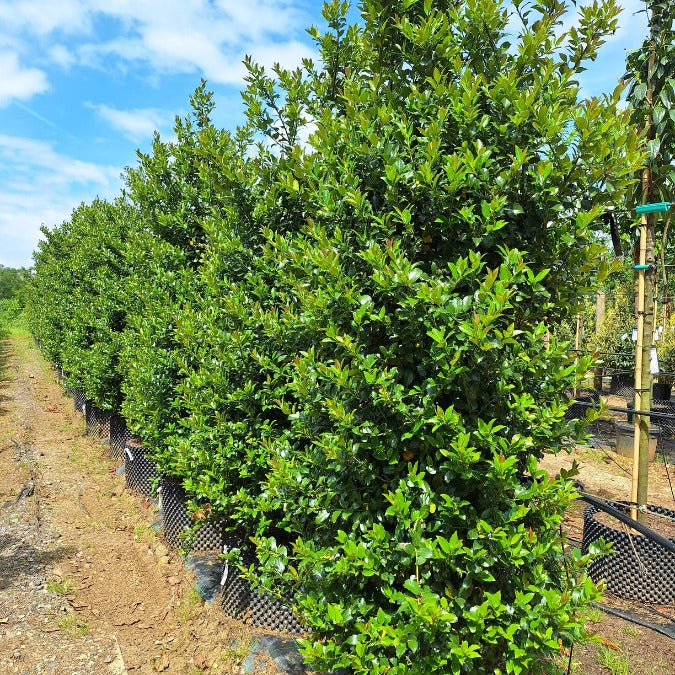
{"left": 192, "top": 653, "right": 209, "bottom": 670}
{"left": 596, "top": 635, "right": 621, "bottom": 651}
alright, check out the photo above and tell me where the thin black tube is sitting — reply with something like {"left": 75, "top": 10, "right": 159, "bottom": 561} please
{"left": 572, "top": 400, "right": 675, "bottom": 422}
{"left": 591, "top": 602, "right": 675, "bottom": 640}
{"left": 578, "top": 492, "right": 675, "bottom": 555}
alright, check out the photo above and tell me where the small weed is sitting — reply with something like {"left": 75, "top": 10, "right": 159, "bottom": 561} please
{"left": 176, "top": 587, "right": 203, "bottom": 625}
{"left": 133, "top": 522, "right": 155, "bottom": 544}
{"left": 220, "top": 638, "right": 251, "bottom": 666}
{"left": 621, "top": 624, "right": 640, "bottom": 638}
{"left": 583, "top": 606, "right": 604, "bottom": 624}
{"left": 57, "top": 614, "right": 89, "bottom": 636}
{"left": 46, "top": 577, "right": 74, "bottom": 595}
{"left": 596, "top": 646, "right": 630, "bottom": 675}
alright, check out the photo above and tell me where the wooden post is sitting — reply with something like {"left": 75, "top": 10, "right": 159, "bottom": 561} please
{"left": 574, "top": 313, "right": 583, "bottom": 397}
{"left": 631, "top": 24, "right": 658, "bottom": 525}
{"left": 594, "top": 292, "right": 606, "bottom": 391}
{"left": 632, "top": 199, "right": 655, "bottom": 525}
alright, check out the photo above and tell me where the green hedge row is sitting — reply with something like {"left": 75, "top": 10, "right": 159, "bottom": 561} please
{"left": 28, "top": 2, "right": 645, "bottom": 673}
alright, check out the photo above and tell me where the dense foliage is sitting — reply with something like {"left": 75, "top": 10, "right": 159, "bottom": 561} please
{"left": 28, "top": 199, "right": 133, "bottom": 409}
{"left": 624, "top": 0, "right": 674, "bottom": 205}
{"left": 236, "top": 2, "right": 642, "bottom": 672}
{"left": 28, "top": 1, "right": 646, "bottom": 672}
{"left": 0, "top": 265, "right": 30, "bottom": 333}
{"left": 0, "top": 265, "right": 30, "bottom": 303}
{"left": 119, "top": 82, "right": 252, "bottom": 470}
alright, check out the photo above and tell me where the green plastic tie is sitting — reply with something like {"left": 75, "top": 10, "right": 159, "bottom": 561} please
{"left": 636, "top": 202, "right": 671, "bottom": 214}
{"left": 634, "top": 264, "right": 650, "bottom": 270}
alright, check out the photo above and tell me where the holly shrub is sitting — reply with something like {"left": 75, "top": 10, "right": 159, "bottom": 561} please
{"left": 119, "top": 82, "right": 235, "bottom": 466}
{"left": 233, "top": 1, "right": 643, "bottom": 673}
{"left": 29, "top": 198, "right": 133, "bottom": 410}
{"left": 26, "top": 1, "right": 648, "bottom": 672}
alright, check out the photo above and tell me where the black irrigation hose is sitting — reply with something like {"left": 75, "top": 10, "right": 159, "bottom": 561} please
{"left": 568, "top": 349, "right": 636, "bottom": 358}
{"left": 647, "top": 607, "right": 675, "bottom": 625}
{"left": 591, "top": 602, "right": 675, "bottom": 640}
{"left": 573, "top": 400, "right": 675, "bottom": 422}
{"left": 577, "top": 492, "right": 675, "bottom": 556}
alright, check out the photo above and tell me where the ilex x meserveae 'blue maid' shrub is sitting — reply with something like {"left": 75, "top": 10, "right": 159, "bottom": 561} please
{"left": 29, "top": 198, "right": 134, "bottom": 411}
{"left": 225, "top": 1, "right": 644, "bottom": 673}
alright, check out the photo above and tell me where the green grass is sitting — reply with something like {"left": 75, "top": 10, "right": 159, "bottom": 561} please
{"left": 176, "top": 587, "right": 204, "bottom": 625}
{"left": 46, "top": 577, "right": 75, "bottom": 595}
{"left": 583, "top": 605, "right": 604, "bottom": 625}
{"left": 57, "top": 614, "right": 89, "bottom": 637}
{"left": 621, "top": 624, "right": 640, "bottom": 638}
{"left": 596, "top": 646, "right": 630, "bottom": 675}
{"left": 219, "top": 638, "right": 251, "bottom": 668}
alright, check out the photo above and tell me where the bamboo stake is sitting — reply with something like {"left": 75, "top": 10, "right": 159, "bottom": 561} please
{"left": 574, "top": 313, "right": 583, "bottom": 397}
{"left": 632, "top": 214, "right": 648, "bottom": 522}
{"left": 631, "top": 26, "right": 657, "bottom": 526}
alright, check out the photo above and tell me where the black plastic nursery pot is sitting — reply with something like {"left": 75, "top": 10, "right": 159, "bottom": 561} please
{"left": 84, "top": 401, "right": 111, "bottom": 440}
{"left": 72, "top": 389, "right": 87, "bottom": 413}
{"left": 109, "top": 414, "right": 133, "bottom": 460}
{"left": 124, "top": 438, "right": 159, "bottom": 496}
{"left": 582, "top": 502, "right": 675, "bottom": 604}
{"left": 609, "top": 372, "right": 634, "bottom": 398}
{"left": 564, "top": 390, "right": 600, "bottom": 421}
{"left": 158, "top": 477, "right": 224, "bottom": 552}
{"left": 219, "top": 536, "right": 305, "bottom": 635}
{"left": 652, "top": 381, "right": 672, "bottom": 401}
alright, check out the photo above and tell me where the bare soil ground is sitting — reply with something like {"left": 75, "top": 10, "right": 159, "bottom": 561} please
{"left": 0, "top": 332, "right": 273, "bottom": 674}
{"left": 540, "top": 399, "right": 675, "bottom": 675}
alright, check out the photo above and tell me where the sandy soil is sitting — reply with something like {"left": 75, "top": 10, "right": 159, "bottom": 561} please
{"left": 540, "top": 405, "right": 675, "bottom": 674}
{"left": 0, "top": 333, "right": 269, "bottom": 674}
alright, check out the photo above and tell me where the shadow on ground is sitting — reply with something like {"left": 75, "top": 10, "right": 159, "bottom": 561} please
{"left": 0, "top": 534, "right": 74, "bottom": 591}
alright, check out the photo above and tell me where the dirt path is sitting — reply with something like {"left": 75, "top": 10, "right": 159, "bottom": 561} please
{"left": 0, "top": 333, "right": 257, "bottom": 674}
{"left": 540, "top": 415, "right": 675, "bottom": 674}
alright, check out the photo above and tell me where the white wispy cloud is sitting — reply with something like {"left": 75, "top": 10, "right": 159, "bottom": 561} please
{"left": 47, "top": 44, "right": 76, "bottom": 69}
{"left": 1, "top": 1, "right": 316, "bottom": 84}
{"left": 0, "top": 0, "right": 90, "bottom": 36}
{"left": 0, "top": 52, "right": 49, "bottom": 107}
{"left": 0, "top": 134, "right": 122, "bottom": 267}
{"left": 87, "top": 103, "right": 173, "bottom": 142}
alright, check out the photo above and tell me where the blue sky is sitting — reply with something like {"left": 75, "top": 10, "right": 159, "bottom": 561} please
{"left": 0, "top": 0, "right": 648, "bottom": 269}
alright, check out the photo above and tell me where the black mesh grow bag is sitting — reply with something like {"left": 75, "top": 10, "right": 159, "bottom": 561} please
{"left": 652, "top": 400, "right": 675, "bottom": 438}
{"left": 610, "top": 372, "right": 634, "bottom": 398}
{"left": 124, "top": 439, "right": 159, "bottom": 496}
{"left": 73, "top": 389, "right": 87, "bottom": 413}
{"left": 582, "top": 502, "right": 675, "bottom": 604}
{"left": 159, "top": 477, "right": 224, "bottom": 552}
{"left": 219, "top": 536, "right": 305, "bottom": 635}
{"left": 109, "top": 414, "right": 133, "bottom": 460}
{"left": 85, "top": 401, "right": 111, "bottom": 439}
{"left": 564, "top": 390, "right": 600, "bottom": 421}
